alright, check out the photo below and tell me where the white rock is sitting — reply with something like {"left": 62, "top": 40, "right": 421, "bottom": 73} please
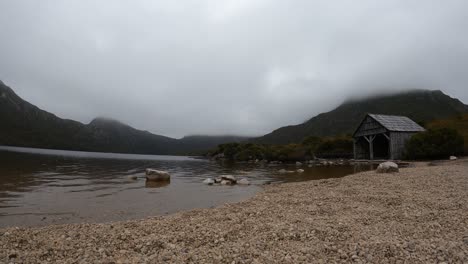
{"left": 376, "top": 162, "right": 399, "bottom": 173}
{"left": 145, "top": 169, "right": 171, "bottom": 181}
{"left": 221, "top": 175, "right": 237, "bottom": 183}
{"left": 296, "top": 162, "right": 303, "bottom": 166}
{"left": 220, "top": 180, "right": 232, "bottom": 185}
{"left": 238, "top": 178, "right": 251, "bottom": 185}
{"left": 297, "top": 169, "right": 304, "bottom": 173}
{"left": 203, "top": 178, "right": 215, "bottom": 185}
{"left": 450, "top": 156, "right": 457, "bottom": 160}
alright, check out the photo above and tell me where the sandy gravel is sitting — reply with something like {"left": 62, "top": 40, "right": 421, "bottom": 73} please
{"left": 1, "top": 160, "right": 467, "bottom": 263}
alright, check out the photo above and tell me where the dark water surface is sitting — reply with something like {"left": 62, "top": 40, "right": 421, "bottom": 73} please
{"left": 0, "top": 146, "right": 373, "bottom": 228}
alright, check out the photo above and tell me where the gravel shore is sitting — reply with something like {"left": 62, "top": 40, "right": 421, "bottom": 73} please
{"left": 1, "top": 160, "right": 467, "bottom": 263}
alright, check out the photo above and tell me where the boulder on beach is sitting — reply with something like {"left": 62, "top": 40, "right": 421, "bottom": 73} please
{"left": 203, "top": 178, "right": 215, "bottom": 185}
{"left": 450, "top": 156, "right": 457, "bottom": 160}
{"left": 376, "top": 162, "right": 399, "bottom": 173}
{"left": 145, "top": 169, "right": 171, "bottom": 181}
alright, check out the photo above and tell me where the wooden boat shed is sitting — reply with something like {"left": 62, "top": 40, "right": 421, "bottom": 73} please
{"left": 353, "top": 114, "right": 425, "bottom": 160}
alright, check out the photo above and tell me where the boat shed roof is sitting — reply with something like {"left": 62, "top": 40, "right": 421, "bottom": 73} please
{"left": 368, "top": 114, "right": 425, "bottom": 132}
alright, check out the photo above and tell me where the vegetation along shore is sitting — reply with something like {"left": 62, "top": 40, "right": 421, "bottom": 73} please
{"left": 1, "top": 159, "right": 467, "bottom": 263}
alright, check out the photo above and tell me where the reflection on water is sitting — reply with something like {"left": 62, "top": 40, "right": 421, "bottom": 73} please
{"left": 0, "top": 146, "right": 373, "bottom": 228}
{"left": 145, "top": 180, "right": 171, "bottom": 188}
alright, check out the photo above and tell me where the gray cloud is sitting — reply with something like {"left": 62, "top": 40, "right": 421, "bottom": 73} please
{"left": 1, "top": 0, "right": 467, "bottom": 138}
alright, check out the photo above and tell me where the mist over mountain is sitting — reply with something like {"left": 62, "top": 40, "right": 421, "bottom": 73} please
{"left": 254, "top": 90, "right": 468, "bottom": 145}
{"left": 2, "top": 80, "right": 467, "bottom": 154}
{"left": 0, "top": 81, "right": 247, "bottom": 155}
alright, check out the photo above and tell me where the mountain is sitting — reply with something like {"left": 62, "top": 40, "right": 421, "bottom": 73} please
{"left": 0, "top": 81, "right": 248, "bottom": 155}
{"left": 254, "top": 90, "right": 468, "bottom": 145}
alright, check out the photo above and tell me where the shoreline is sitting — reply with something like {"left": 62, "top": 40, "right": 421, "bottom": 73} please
{"left": 1, "top": 160, "right": 467, "bottom": 263}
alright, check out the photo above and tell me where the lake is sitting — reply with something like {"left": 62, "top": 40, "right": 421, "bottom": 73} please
{"left": 0, "top": 146, "right": 373, "bottom": 228}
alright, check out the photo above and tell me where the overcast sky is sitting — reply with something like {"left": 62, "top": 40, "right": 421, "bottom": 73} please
{"left": 1, "top": 1, "right": 467, "bottom": 138}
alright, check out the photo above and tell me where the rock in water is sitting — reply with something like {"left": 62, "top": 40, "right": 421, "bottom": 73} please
{"left": 221, "top": 175, "right": 237, "bottom": 184}
{"left": 278, "top": 169, "right": 287, "bottom": 173}
{"left": 297, "top": 169, "right": 304, "bottom": 173}
{"left": 203, "top": 178, "right": 215, "bottom": 185}
{"left": 145, "top": 169, "right": 171, "bottom": 181}
{"left": 376, "top": 162, "right": 399, "bottom": 173}
{"left": 220, "top": 180, "right": 232, "bottom": 185}
{"left": 238, "top": 178, "right": 251, "bottom": 185}
{"left": 450, "top": 156, "right": 457, "bottom": 160}
{"left": 296, "top": 162, "right": 303, "bottom": 166}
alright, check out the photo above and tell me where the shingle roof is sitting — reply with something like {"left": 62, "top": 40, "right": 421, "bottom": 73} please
{"left": 368, "top": 114, "right": 425, "bottom": 132}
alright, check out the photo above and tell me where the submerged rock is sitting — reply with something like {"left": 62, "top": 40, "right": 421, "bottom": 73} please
{"left": 203, "top": 178, "right": 215, "bottom": 185}
{"left": 278, "top": 169, "right": 295, "bottom": 174}
{"left": 376, "top": 162, "right": 399, "bottom": 173}
{"left": 145, "top": 169, "right": 171, "bottom": 181}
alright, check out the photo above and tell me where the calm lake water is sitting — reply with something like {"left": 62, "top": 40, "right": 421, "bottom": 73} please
{"left": 0, "top": 146, "right": 373, "bottom": 228}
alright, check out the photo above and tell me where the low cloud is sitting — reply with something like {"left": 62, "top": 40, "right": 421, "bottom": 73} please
{"left": 1, "top": 0, "right": 467, "bottom": 138}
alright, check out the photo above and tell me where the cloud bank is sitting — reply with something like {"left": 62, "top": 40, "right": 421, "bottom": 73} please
{"left": 1, "top": 0, "right": 467, "bottom": 137}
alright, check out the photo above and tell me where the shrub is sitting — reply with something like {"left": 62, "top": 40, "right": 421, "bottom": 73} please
{"left": 315, "top": 136, "right": 353, "bottom": 158}
{"left": 404, "top": 128, "right": 464, "bottom": 160}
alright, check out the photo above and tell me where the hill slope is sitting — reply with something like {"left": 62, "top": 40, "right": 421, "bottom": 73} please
{"left": 0, "top": 81, "right": 247, "bottom": 155}
{"left": 254, "top": 90, "right": 468, "bottom": 144}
